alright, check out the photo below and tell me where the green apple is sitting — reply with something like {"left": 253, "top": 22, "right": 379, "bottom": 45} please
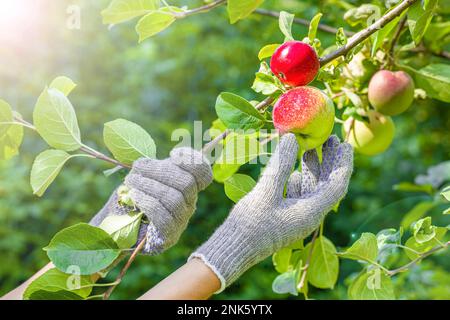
{"left": 343, "top": 110, "right": 395, "bottom": 156}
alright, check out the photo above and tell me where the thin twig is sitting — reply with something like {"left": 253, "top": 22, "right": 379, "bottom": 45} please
{"left": 297, "top": 228, "right": 320, "bottom": 292}
{"left": 103, "top": 237, "right": 147, "bottom": 300}
{"left": 176, "top": 0, "right": 226, "bottom": 18}
{"left": 12, "top": 116, "right": 131, "bottom": 169}
{"left": 387, "top": 241, "right": 449, "bottom": 276}
{"left": 386, "top": 15, "right": 407, "bottom": 69}
{"left": 320, "top": 0, "right": 419, "bottom": 66}
{"left": 253, "top": 8, "right": 355, "bottom": 37}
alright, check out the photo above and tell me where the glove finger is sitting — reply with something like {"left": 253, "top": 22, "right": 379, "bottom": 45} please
{"left": 287, "top": 171, "right": 302, "bottom": 198}
{"left": 125, "top": 174, "right": 195, "bottom": 224}
{"left": 129, "top": 188, "right": 179, "bottom": 249}
{"left": 300, "top": 149, "right": 320, "bottom": 196}
{"left": 170, "top": 147, "right": 213, "bottom": 191}
{"left": 319, "top": 135, "right": 341, "bottom": 182}
{"left": 132, "top": 158, "right": 198, "bottom": 201}
{"left": 253, "top": 133, "right": 298, "bottom": 202}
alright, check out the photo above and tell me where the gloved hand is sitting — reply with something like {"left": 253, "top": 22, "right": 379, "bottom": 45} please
{"left": 190, "top": 134, "right": 353, "bottom": 291}
{"left": 90, "top": 147, "right": 213, "bottom": 255}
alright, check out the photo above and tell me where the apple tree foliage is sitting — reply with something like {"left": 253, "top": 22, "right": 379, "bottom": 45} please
{"left": 0, "top": 0, "right": 448, "bottom": 300}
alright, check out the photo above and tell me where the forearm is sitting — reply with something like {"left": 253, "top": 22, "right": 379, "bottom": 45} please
{"left": 1, "top": 262, "right": 54, "bottom": 300}
{"left": 139, "top": 258, "right": 221, "bottom": 300}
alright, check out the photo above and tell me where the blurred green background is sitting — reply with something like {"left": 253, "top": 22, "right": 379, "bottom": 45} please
{"left": 0, "top": 0, "right": 449, "bottom": 299}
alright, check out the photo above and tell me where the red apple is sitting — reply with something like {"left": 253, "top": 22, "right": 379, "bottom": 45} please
{"left": 368, "top": 70, "right": 415, "bottom": 116}
{"left": 273, "top": 87, "right": 335, "bottom": 150}
{"left": 270, "top": 41, "right": 320, "bottom": 87}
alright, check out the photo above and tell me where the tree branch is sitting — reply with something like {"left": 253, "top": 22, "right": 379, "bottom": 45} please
{"left": 320, "top": 0, "right": 418, "bottom": 66}
{"left": 176, "top": 0, "right": 226, "bottom": 18}
{"left": 297, "top": 228, "right": 320, "bottom": 294}
{"left": 387, "top": 241, "right": 449, "bottom": 276}
{"left": 253, "top": 8, "right": 355, "bottom": 37}
{"left": 386, "top": 15, "right": 407, "bottom": 68}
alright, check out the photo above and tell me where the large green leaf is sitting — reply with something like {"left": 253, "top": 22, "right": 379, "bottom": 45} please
{"left": 258, "top": 44, "right": 280, "bottom": 61}
{"left": 136, "top": 7, "right": 179, "bottom": 42}
{"left": 23, "top": 268, "right": 93, "bottom": 300}
{"left": 348, "top": 269, "right": 395, "bottom": 300}
{"left": 305, "top": 236, "right": 339, "bottom": 289}
{"left": 407, "top": 0, "right": 438, "bottom": 45}
{"left": 339, "top": 233, "right": 378, "bottom": 263}
{"left": 28, "top": 290, "right": 84, "bottom": 300}
{"left": 215, "top": 93, "right": 265, "bottom": 130}
{"left": 216, "top": 132, "right": 263, "bottom": 166}
{"left": 0, "top": 112, "right": 24, "bottom": 161}
{"left": 404, "top": 227, "right": 447, "bottom": 260}
{"left": 227, "top": 0, "right": 264, "bottom": 24}
{"left": 371, "top": 16, "right": 401, "bottom": 56}
{"left": 30, "top": 150, "right": 86, "bottom": 197}
{"left": 213, "top": 162, "right": 241, "bottom": 183}
{"left": 44, "top": 223, "right": 121, "bottom": 275}
{"left": 104, "top": 119, "right": 156, "bottom": 165}
{"left": 411, "top": 64, "right": 450, "bottom": 103}
{"left": 0, "top": 99, "right": 13, "bottom": 138}
{"left": 224, "top": 174, "right": 256, "bottom": 203}
{"left": 49, "top": 76, "right": 77, "bottom": 96}
{"left": 102, "top": 0, "right": 159, "bottom": 24}
{"left": 33, "top": 88, "right": 82, "bottom": 151}
{"left": 99, "top": 212, "right": 143, "bottom": 249}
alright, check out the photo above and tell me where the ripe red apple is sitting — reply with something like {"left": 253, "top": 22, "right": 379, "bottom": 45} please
{"left": 368, "top": 70, "right": 415, "bottom": 116}
{"left": 270, "top": 41, "right": 320, "bottom": 87}
{"left": 343, "top": 110, "right": 395, "bottom": 156}
{"left": 273, "top": 87, "right": 335, "bottom": 151}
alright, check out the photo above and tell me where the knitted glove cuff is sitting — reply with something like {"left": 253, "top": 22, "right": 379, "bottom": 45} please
{"left": 189, "top": 218, "right": 271, "bottom": 293}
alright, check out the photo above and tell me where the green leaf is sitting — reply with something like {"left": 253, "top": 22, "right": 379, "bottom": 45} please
{"left": 252, "top": 72, "right": 281, "bottom": 95}
{"left": 441, "top": 186, "right": 450, "bottom": 201}
{"left": 227, "top": 0, "right": 264, "bottom": 24}
{"left": 104, "top": 119, "right": 156, "bottom": 165}
{"left": 0, "top": 99, "right": 13, "bottom": 138}
{"left": 412, "top": 217, "right": 436, "bottom": 244}
{"left": 44, "top": 223, "right": 121, "bottom": 275}
{"left": 213, "top": 163, "right": 241, "bottom": 183}
{"left": 411, "top": 64, "right": 450, "bottom": 103}
{"left": 400, "top": 201, "right": 436, "bottom": 230}
{"left": 216, "top": 132, "right": 264, "bottom": 166}
{"left": 339, "top": 233, "right": 378, "bottom": 263}
{"left": 348, "top": 269, "right": 395, "bottom": 300}
{"left": 99, "top": 212, "right": 143, "bottom": 249}
{"left": 258, "top": 44, "right": 280, "bottom": 60}
{"left": 136, "top": 8, "right": 177, "bottom": 42}
{"left": 30, "top": 150, "right": 86, "bottom": 197}
{"left": 33, "top": 88, "right": 82, "bottom": 152}
{"left": 336, "top": 27, "right": 348, "bottom": 48}
{"left": 279, "top": 11, "right": 295, "bottom": 41}
{"left": 404, "top": 227, "right": 447, "bottom": 260}
{"left": 408, "top": 0, "right": 438, "bottom": 45}
{"left": 215, "top": 93, "right": 265, "bottom": 130}
{"left": 393, "top": 182, "right": 434, "bottom": 195}
{"left": 272, "top": 270, "right": 297, "bottom": 296}
{"left": 272, "top": 247, "right": 292, "bottom": 274}
{"left": 224, "top": 174, "right": 256, "bottom": 203}
{"left": 49, "top": 76, "right": 77, "bottom": 96}
{"left": 24, "top": 268, "right": 93, "bottom": 300}
{"left": 28, "top": 290, "right": 84, "bottom": 300}
{"left": 0, "top": 112, "right": 24, "bottom": 161}
{"left": 102, "top": 0, "right": 159, "bottom": 24}
{"left": 376, "top": 228, "right": 402, "bottom": 263}
{"left": 305, "top": 236, "right": 339, "bottom": 289}
{"left": 371, "top": 16, "right": 401, "bottom": 56}
{"left": 308, "top": 13, "right": 323, "bottom": 43}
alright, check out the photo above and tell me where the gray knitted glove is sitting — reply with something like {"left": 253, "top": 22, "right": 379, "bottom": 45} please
{"left": 190, "top": 134, "right": 353, "bottom": 291}
{"left": 90, "top": 147, "right": 213, "bottom": 255}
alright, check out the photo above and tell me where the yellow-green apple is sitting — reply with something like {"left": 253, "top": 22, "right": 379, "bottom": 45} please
{"left": 368, "top": 70, "right": 415, "bottom": 116}
{"left": 343, "top": 110, "right": 395, "bottom": 156}
{"left": 273, "top": 87, "right": 335, "bottom": 151}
